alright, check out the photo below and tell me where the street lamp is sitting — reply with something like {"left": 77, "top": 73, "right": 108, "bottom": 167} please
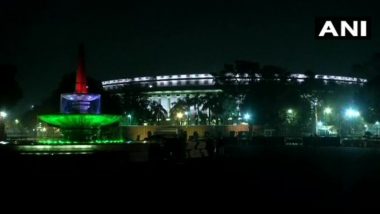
{"left": 345, "top": 108, "right": 360, "bottom": 119}
{"left": 324, "top": 107, "right": 332, "bottom": 115}
{"left": 0, "top": 111, "right": 7, "bottom": 118}
{"left": 285, "top": 109, "right": 295, "bottom": 136}
{"left": 375, "top": 121, "right": 380, "bottom": 136}
{"left": 127, "top": 114, "right": 132, "bottom": 125}
{"left": 286, "top": 109, "right": 296, "bottom": 121}
{"left": 243, "top": 113, "right": 251, "bottom": 121}
{"left": 176, "top": 112, "right": 184, "bottom": 126}
{"left": 176, "top": 112, "right": 183, "bottom": 119}
{"left": 344, "top": 108, "right": 360, "bottom": 136}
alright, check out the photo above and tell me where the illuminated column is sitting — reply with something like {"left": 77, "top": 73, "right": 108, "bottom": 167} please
{"left": 75, "top": 44, "right": 88, "bottom": 94}
{"left": 0, "top": 112, "right": 6, "bottom": 141}
{"left": 167, "top": 97, "right": 171, "bottom": 117}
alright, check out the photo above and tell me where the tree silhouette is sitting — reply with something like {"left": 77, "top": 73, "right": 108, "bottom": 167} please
{"left": 149, "top": 101, "right": 167, "bottom": 124}
{"left": 120, "top": 85, "right": 151, "bottom": 124}
{"left": 170, "top": 97, "right": 190, "bottom": 122}
{"left": 200, "top": 94, "right": 215, "bottom": 125}
{"left": 0, "top": 64, "right": 22, "bottom": 141}
{"left": 358, "top": 75, "right": 380, "bottom": 123}
{"left": 0, "top": 65, "right": 23, "bottom": 110}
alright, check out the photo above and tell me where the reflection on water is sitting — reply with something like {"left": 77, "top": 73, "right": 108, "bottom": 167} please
{"left": 17, "top": 144, "right": 96, "bottom": 155}
{"left": 20, "top": 152, "right": 92, "bottom": 155}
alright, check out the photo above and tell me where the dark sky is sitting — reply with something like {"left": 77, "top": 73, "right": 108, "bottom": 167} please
{"left": 1, "top": 0, "right": 380, "bottom": 114}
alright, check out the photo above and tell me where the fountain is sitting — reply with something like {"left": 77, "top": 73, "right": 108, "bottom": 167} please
{"left": 37, "top": 45, "right": 122, "bottom": 145}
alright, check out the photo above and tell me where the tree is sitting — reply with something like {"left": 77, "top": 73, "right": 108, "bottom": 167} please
{"left": 170, "top": 97, "right": 191, "bottom": 123}
{"left": 0, "top": 65, "right": 23, "bottom": 110}
{"left": 149, "top": 101, "right": 167, "bottom": 124}
{"left": 120, "top": 85, "right": 151, "bottom": 124}
{"left": 352, "top": 53, "right": 380, "bottom": 124}
{"left": 260, "top": 65, "right": 285, "bottom": 81}
{"left": 358, "top": 75, "right": 380, "bottom": 123}
{"left": 190, "top": 93, "right": 203, "bottom": 125}
{"left": 0, "top": 64, "right": 23, "bottom": 141}
{"left": 200, "top": 94, "right": 216, "bottom": 125}
{"left": 351, "top": 53, "right": 380, "bottom": 79}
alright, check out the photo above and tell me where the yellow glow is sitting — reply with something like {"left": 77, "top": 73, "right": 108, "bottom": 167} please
{"left": 176, "top": 112, "right": 184, "bottom": 119}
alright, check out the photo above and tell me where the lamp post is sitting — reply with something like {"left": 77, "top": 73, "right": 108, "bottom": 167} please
{"left": 184, "top": 111, "right": 189, "bottom": 125}
{"left": 286, "top": 109, "right": 294, "bottom": 136}
{"left": 127, "top": 114, "right": 132, "bottom": 125}
{"left": 243, "top": 113, "right": 251, "bottom": 121}
{"left": 0, "top": 111, "right": 7, "bottom": 118}
{"left": 322, "top": 107, "right": 332, "bottom": 136}
{"left": 344, "top": 108, "right": 360, "bottom": 136}
{"left": 244, "top": 113, "right": 252, "bottom": 137}
{"left": 324, "top": 107, "right": 332, "bottom": 115}
{"left": 375, "top": 121, "right": 380, "bottom": 136}
{"left": 176, "top": 112, "right": 184, "bottom": 126}
{"left": 0, "top": 111, "right": 7, "bottom": 141}
{"left": 345, "top": 108, "right": 360, "bottom": 118}
{"left": 313, "top": 101, "right": 319, "bottom": 136}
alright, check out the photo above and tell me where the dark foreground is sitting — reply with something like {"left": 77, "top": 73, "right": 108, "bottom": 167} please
{"left": 2, "top": 144, "right": 380, "bottom": 207}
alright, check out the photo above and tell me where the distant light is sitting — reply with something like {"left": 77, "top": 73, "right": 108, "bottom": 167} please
{"left": 287, "top": 109, "right": 293, "bottom": 114}
{"left": 324, "top": 107, "right": 332, "bottom": 114}
{"left": 184, "top": 111, "right": 189, "bottom": 116}
{"left": 176, "top": 112, "right": 184, "bottom": 119}
{"left": 0, "top": 111, "right": 7, "bottom": 118}
{"left": 15, "top": 119, "right": 19, "bottom": 124}
{"left": 345, "top": 108, "right": 360, "bottom": 118}
{"left": 127, "top": 114, "right": 132, "bottom": 118}
{"left": 376, "top": 121, "right": 380, "bottom": 125}
{"left": 317, "top": 121, "right": 323, "bottom": 126}
{"left": 243, "top": 113, "right": 251, "bottom": 120}
{"left": 149, "top": 85, "right": 153, "bottom": 88}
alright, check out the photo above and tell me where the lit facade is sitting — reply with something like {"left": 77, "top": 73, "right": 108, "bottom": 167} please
{"left": 102, "top": 73, "right": 367, "bottom": 116}
{"left": 102, "top": 73, "right": 367, "bottom": 91}
{"left": 146, "top": 89, "right": 222, "bottom": 116}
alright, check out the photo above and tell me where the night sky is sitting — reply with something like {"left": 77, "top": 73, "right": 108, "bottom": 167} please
{"left": 1, "top": 0, "right": 380, "bottom": 114}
